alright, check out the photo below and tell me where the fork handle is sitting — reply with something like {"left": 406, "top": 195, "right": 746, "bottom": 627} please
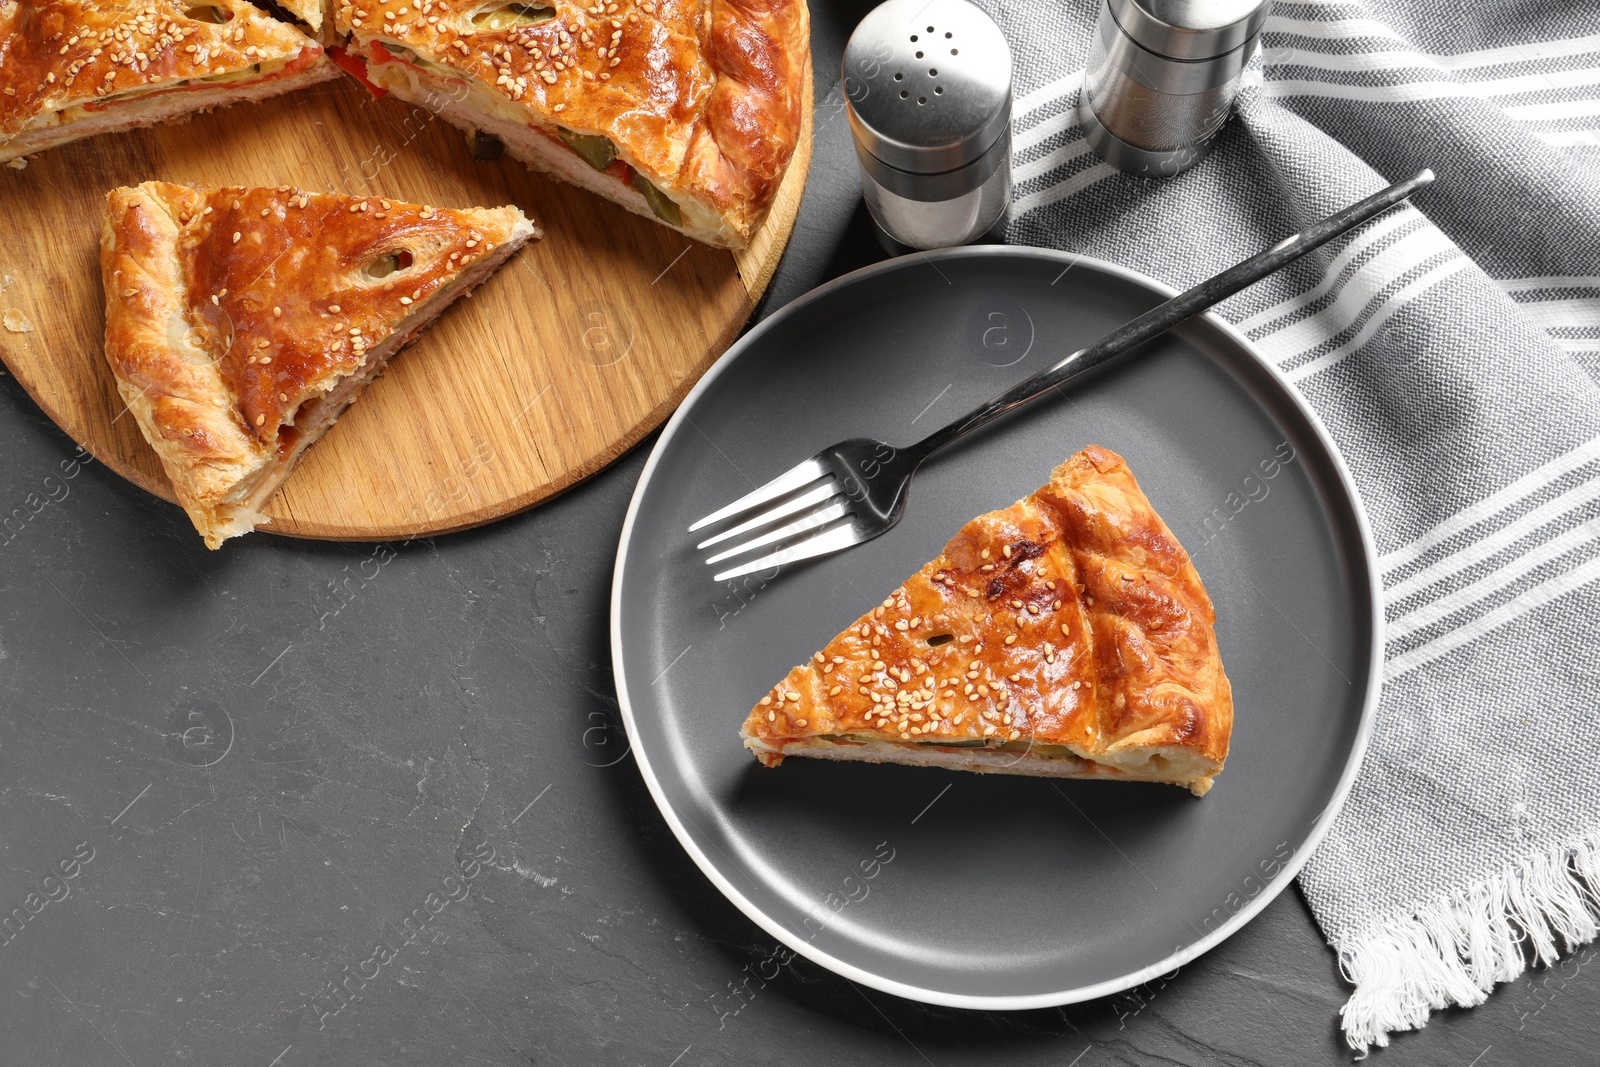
{"left": 907, "top": 169, "right": 1435, "bottom": 459}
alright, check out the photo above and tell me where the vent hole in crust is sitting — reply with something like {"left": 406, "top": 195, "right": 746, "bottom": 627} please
{"left": 183, "top": 4, "right": 235, "bottom": 22}
{"left": 925, "top": 633, "right": 955, "bottom": 647}
{"left": 471, "top": 2, "right": 556, "bottom": 30}
{"left": 364, "top": 249, "right": 415, "bottom": 281}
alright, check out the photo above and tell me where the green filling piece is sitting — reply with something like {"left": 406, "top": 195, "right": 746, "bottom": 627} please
{"left": 183, "top": 5, "right": 234, "bottom": 24}
{"left": 631, "top": 172, "right": 682, "bottom": 227}
{"left": 188, "top": 63, "right": 259, "bottom": 84}
{"left": 471, "top": 2, "right": 556, "bottom": 30}
{"left": 363, "top": 253, "right": 406, "bottom": 280}
{"left": 557, "top": 128, "right": 617, "bottom": 172}
{"left": 379, "top": 42, "right": 457, "bottom": 78}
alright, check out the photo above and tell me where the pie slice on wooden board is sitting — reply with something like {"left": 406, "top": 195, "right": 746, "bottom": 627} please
{"left": 0, "top": 1, "right": 338, "bottom": 164}
{"left": 99, "top": 181, "right": 540, "bottom": 549}
{"left": 331, "top": 0, "right": 810, "bottom": 248}
{"left": 742, "top": 446, "right": 1235, "bottom": 796}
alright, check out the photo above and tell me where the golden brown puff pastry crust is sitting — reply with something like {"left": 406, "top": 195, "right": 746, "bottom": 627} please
{"left": 333, "top": 0, "right": 808, "bottom": 247}
{"left": 100, "top": 180, "right": 538, "bottom": 547}
{"left": 0, "top": 0, "right": 332, "bottom": 157}
{"left": 742, "top": 446, "right": 1234, "bottom": 795}
{"left": 276, "top": 0, "right": 329, "bottom": 34}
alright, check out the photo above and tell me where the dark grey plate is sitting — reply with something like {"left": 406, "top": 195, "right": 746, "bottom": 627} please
{"left": 610, "top": 246, "right": 1382, "bottom": 1007}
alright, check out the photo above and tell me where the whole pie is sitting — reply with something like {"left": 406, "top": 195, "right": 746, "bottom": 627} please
{"left": 333, "top": 0, "right": 810, "bottom": 247}
{"left": 742, "top": 446, "right": 1234, "bottom": 795}
{"left": 0, "top": 0, "right": 337, "bottom": 163}
{"left": 100, "top": 181, "right": 540, "bottom": 548}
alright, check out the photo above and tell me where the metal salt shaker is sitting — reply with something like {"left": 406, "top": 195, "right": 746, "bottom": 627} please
{"left": 1082, "top": 0, "right": 1270, "bottom": 176}
{"left": 843, "top": 0, "right": 1014, "bottom": 252}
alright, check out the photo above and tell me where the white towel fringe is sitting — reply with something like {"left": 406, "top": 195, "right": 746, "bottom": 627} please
{"left": 1337, "top": 828, "right": 1600, "bottom": 1055}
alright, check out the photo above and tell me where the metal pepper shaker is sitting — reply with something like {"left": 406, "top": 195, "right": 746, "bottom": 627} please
{"left": 1082, "top": 0, "right": 1270, "bottom": 176}
{"left": 843, "top": 0, "right": 1014, "bottom": 252}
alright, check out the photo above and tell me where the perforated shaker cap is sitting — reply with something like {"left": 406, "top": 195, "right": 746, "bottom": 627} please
{"left": 1105, "top": 0, "right": 1270, "bottom": 61}
{"left": 843, "top": 0, "right": 1013, "bottom": 175}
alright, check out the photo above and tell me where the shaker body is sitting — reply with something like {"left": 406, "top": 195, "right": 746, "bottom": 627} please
{"left": 856, "top": 127, "right": 1012, "bottom": 250}
{"left": 843, "top": 0, "right": 1014, "bottom": 250}
{"left": 1082, "top": 0, "right": 1266, "bottom": 176}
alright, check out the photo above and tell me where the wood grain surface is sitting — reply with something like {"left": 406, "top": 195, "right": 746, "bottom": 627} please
{"left": 0, "top": 70, "right": 811, "bottom": 542}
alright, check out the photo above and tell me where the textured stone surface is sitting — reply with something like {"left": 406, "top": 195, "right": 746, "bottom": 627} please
{"left": 0, "top": 3, "right": 1594, "bottom": 1062}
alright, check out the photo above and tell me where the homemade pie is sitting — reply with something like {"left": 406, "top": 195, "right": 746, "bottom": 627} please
{"left": 0, "top": 1, "right": 337, "bottom": 164}
{"left": 332, "top": 0, "right": 810, "bottom": 247}
{"left": 100, "top": 181, "right": 540, "bottom": 548}
{"left": 742, "top": 446, "right": 1234, "bottom": 796}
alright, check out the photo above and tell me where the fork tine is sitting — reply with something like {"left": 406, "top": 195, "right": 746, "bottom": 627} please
{"left": 712, "top": 523, "right": 869, "bottom": 582}
{"left": 703, "top": 500, "right": 852, "bottom": 566}
{"left": 687, "top": 457, "right": 828, "bottom": 533}
{"left": 695, "top": 481, "right": 840, "bottom": 550}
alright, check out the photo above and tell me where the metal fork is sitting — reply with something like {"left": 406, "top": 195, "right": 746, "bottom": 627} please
{"left": 691, "top": 169, "right": 1434, "bottom": 582}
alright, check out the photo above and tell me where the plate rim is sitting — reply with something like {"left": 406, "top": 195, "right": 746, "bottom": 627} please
{"left": 609, "top": 244, "right": 1385, "bottom": 1009}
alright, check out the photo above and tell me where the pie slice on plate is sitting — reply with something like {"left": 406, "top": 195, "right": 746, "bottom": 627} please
{"left": 0, "top": 1, "right": 338, "bottom": 164}
{"left": 99, "top": 181, "right": 540, "bottom": 548}
{"left": 332, "top": 0, "right": 810, "bottom": 247}
{"left": 742, "top": 446, "right": 1234, "bottom": 796}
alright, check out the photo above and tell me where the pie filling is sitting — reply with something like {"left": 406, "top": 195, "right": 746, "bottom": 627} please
{"left": 349, "top": 39, "right": 721, "bottom": 242}
{"left": 2, "top": 48, "right": 331, "bottom": 160}
{"left": 818, "top": 732, "right": 1080, "bottom": 756}
{"left": 746, "top": 734, "right": 1216, "bottom": 792}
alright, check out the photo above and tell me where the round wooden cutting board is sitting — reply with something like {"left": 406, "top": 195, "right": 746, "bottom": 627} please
{"left": 0, "top": 72, "right": 811, "bottom": 542}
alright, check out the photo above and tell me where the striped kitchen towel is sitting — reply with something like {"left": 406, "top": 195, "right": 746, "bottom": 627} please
{"left": 990, "top": 0, "right": 1600, "bottom": 1053}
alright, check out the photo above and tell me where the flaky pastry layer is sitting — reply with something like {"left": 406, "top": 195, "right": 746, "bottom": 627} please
{"left": 99, "top": 181, "right": 538, "bottom": 548}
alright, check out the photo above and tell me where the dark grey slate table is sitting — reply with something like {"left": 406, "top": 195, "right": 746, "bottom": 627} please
{"left": 1, "top": 4, "right": 1593, "bottom": 1063}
